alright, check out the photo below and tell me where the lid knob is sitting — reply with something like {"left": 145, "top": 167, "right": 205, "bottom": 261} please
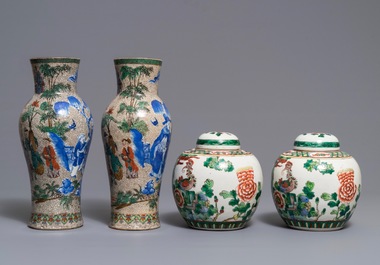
{"left": 196, "top": 131, "right": 241, "bottom": 150}
{"left": 293, "top": 132, "right": 340, "bottom": 151}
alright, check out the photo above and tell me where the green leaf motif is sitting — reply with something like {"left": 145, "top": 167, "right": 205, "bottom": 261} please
{"left": 328, "top": 201, "right": 340, "bottom": 208}
{"left": 330, "top": 209, "right": 338, "bottom": 215}
{"left": 339, "top": 205, "right": 350, "bottom": 217}
{"left": 302, "top": 186, "right": 315, "bottom": 200}
{"left": 318, "top": 162, "right": 335, "bottom": 175}
{"left": 331, "top": 192, "right": 338, "bottom": 201}
{"left": 306, "top": 181, "right": 315, "bottom": 190}
{"left": 309, "top": 207, "right": 317, "bottom": 217}
{"left": 207, "top": 205, "right": 217, "bottom": 216}
{"left": 233, "top": 202, "right": 251, "bottom": 214}
{"left": 303, "top": 159, "right": 318, "bottom": 172}
{"left": 219, "top": 190, "right": 233, "bottom": 199}
{"left": 338, "top": 203, "right": 347, "bottom": 211}
{"left": 40, "top": 101, "right": 51, "bottom": 111}
{"left": 118, "top": 120, "right": 130, "bottom": 133}
{"left": 229, "top": 198, "right": 239, "bottom": 206}
{"left": 118, "top": 103, "right": 127, "bottom": 114}
{"left": 201, "top": 179, "right": 214, "bottom": 198}
{"left": 303, "top": 159, "right": 334, "bottom": 175}
{"left": 203, "top": 157, "right": 234, "bottom": 172}
{"left": 38, "top": 121, "right": 70, "bottom": 140}
{"left": 321, "top": 193, "right": 332, "bottom": 201}
{"left": 131, "top": 119, "right": 149, "bottom": 135}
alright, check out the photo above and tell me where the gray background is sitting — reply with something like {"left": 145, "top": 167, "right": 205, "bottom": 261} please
{"left": 0, "top": 0, "right": 379, "bottom": 264}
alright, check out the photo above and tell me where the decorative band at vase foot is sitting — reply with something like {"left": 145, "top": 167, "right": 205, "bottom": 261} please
{"left": 282, "top": 218, "right": 346, "bottom": 231}
{"left": 109, "top": 212, "right": 160, "bottom": 230}
{"left": 185, "top": 220, "right": 248, "bottom": 230}
{"left": 29, "top": 212, "right": 83, "bottom": 230}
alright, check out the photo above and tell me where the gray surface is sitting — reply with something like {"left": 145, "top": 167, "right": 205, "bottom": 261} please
{"left": 1, "top": 0, "right": 379, "bottom": 264}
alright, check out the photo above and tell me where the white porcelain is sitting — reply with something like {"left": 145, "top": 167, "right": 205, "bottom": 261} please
{"left": 172, "top": 132, "right": 263, "bottom": 230}
{"left": 271, "top": 132, "right": 361, "bottom": 231}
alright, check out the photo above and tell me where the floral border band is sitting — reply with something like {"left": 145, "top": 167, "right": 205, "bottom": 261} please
{"left": 111, "top": 213, "right": 159, "bottom": 225}
{"left": 183, "top": 149, "right": 250, "bottom": 156}
{"left": 281, "top": 151, "right": 351, "bottom": 158}
{"left": 30, "top": 212, "right": 82, "bottom": 225}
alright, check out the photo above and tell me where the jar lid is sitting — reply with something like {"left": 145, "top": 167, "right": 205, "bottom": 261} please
{"left": 293, "top": 133, "right": 340, "bottom": 151}
{"left": 196, "top": 131, "right": 241, "bottom": 150}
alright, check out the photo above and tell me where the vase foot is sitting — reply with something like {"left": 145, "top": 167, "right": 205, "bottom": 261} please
{"left": 28, "top": 212, "right": 83, "bottom": 230}
{"left": 110, "top": 212, "right": 160, "bottom": 230}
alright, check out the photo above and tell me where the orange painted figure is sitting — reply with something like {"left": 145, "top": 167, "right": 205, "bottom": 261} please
{"left": 121, "top": 138, "right": 139, "bottom": 178}
{"left": 42, "top": 138, "right": 60, "bottom": 178}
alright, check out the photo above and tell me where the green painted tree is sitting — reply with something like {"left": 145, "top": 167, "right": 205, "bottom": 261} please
{"left": 37, "top": 64, "right": 72, "bottom": 139}
{"left": 117, "top": 65, "right": 153, "bottom": 135}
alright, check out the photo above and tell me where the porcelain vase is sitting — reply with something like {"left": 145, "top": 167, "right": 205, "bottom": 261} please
{"left": 101, "top": 58, "right": 171, "bottom": 230}
{"left": 19, "top": 57, "right": 93, "bottom": 230}
{"left": 271, "top": 133, "right": 361, "bottom": 231}
{"left": 172, "top": 132, "right": 263, "bottom": 230}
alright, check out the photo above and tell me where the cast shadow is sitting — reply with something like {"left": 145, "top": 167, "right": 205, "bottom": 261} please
{"left": 160, "top": 211, "right": 187, "bottom": 228}
{"left": 257, "top": 212, "right": 288, "bottom": 229}
{"left": 81, "top": 198, "right": 110, "bottom": 225}
{"left": 0, "top": 198, "right": 30, "bottom": 224}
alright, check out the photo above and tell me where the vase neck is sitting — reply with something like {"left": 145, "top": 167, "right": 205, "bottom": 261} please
{"left": 31, "top": 58, "right": 79, "bottom": 94}
{"left": 114, "top": 59, "right": 162, "bottom": 95}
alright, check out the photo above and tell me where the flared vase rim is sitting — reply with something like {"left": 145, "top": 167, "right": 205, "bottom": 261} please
{"left": 114, "top": 57, "right": 162, "bottom": 66}
{"left": 30, "top": 57, "right": 80, "bottom": 64}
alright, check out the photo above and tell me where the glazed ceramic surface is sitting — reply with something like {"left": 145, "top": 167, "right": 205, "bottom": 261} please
{"left": 172, "top": 132, "right": 263, "bottom": 230}
{"left": 271, "top": 133, "right": 361, "bottom": 231}
{"left": 19, "top": 58, "right": 93, "bottom": 230}
{"left": 101, "top": 58, "right": 171, "bottom": 230}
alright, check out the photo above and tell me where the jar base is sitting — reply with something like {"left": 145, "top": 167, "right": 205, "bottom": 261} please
{"left": 282, "top": 218, "right": 346, "bottom": 231}
{"left": 185, "top": 220, "right": 248, "bottom": 231}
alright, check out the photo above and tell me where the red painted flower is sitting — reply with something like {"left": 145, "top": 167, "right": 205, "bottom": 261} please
{"left": 174, "top": 189, "right": 184, "bottom": 208}
{"left": 107, "top": 107, "right": 114, "bottom": 114}
{"left": 32, "top": 100, "right": 39, "bottom": 107}
{"left": 236, "top": 168, "right": 257, "bottom": 202}
{"left": 337, "top": 169, "right": 357, "bottom": 203}
{"left": 273, "top": 190, "right": 285, "bottom": 209}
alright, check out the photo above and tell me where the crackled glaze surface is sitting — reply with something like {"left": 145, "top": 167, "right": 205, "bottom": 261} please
{"left": 101, "top": 58, "right": 171, "bottom": 230}
{"left": 271, "top": 133, "right": 361, "bottom": 231}
{"left": 172, "top": 132, "right": 263, "bottom": 230}
{"left": 19, "top": 58, "right": 93, "bottom": 230}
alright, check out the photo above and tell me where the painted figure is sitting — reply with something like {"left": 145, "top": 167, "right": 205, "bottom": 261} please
{"left": 104, "top": 133, "right": 123, "bottom": 182}
{"left": 70, "top": 134, "right": 87, "bottom": 178}
{"left": 121, "top": 138, "right": 139, "bottom": 178}
{"left": 42, "top": 138, "right": 60, "bottom": 178}
{"left": 24, "top": 128, "right": 44, "bottom": 177}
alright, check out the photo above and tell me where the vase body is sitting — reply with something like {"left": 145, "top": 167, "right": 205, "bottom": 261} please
{"left": 19, "top": 58, "right": 93, "bottom": 230}
{"left": 271, "top": 133, "right": 361, "bottom": 231}
{"left": 102, "top": 58, "right": 171, "bottom": 230}
{"left": 172, "top": 132, "right": 263, "bottom": 230}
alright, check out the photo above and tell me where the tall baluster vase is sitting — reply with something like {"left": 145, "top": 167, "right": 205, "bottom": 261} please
{"left": 102, "top": 58, "right": 171, "bottom": 230}
{"left": 19, "top": 57, "right": 93, "bottom": 230}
